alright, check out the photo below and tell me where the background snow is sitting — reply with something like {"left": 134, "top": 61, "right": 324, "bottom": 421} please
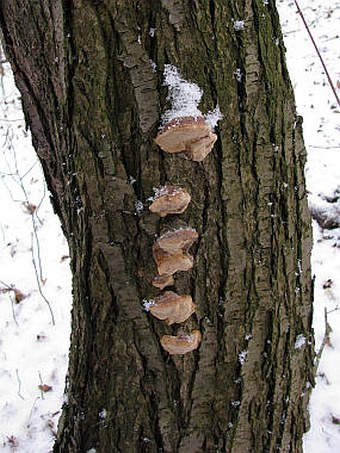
{"left": 277, "top": 1, "right": 340, "bottom": 451}
{"left": 0, "top": 51, "right": 71, "bottom": 452}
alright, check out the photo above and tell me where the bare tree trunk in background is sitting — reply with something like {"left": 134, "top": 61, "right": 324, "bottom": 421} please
{"left": 0, "top": 1, "right": 314, "bottom": 452}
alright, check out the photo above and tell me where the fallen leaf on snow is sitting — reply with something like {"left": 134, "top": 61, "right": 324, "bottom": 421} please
{"left": 38, "top": 384, "right": 53, "bottom": 393}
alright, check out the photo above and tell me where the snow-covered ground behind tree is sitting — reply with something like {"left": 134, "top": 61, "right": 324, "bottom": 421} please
{"left": 277, "top": 1, "right": 340, "bottom": 452}
{"left": 0, "top": 0, "right": 340, "bottom": 451}
{"left": 0, "top": 51, "right": 72, "bottom": 451}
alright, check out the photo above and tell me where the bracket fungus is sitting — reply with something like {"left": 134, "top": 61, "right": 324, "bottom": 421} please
{"left": 160, "top": 329, "right": 202, "bottom": 355}
{"left": 149, "top": 291, "right": 196, "bottom": 325}
{"left": 153, "top": 244, "right": 193, "bottom": 276}
{"left": 155, "top": 117, "right": 217, "bottom": 162}
{"left": 152, "top": 228, "right": 198, "bottom": 276}
{"left": 149, "top": 186, "right": 191, "bottom": 217}
{"left": 152, "top": 274, "right": 174, "bottom": 290}
{"left": 156, "top": 228, "right": 198, "bottom": 254}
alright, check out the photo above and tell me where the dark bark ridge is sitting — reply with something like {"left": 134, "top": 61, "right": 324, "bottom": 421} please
{"left": 0, "top": 1, "right": 314, "bottom": 452}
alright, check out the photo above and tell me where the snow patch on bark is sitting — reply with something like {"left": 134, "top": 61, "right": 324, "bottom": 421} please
{"left": 233, "top": 19, "right": 245, "bottom": 31}
{"left": 142, "top": 299, "right": 155, "bottom": 311}
{"left": 294, "top": 334, "right": 306, "bottom": 350}
{"left": 161, "top": 65, "right": 223, "bottom": 128}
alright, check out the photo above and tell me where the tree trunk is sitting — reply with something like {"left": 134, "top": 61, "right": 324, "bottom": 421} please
{"left": 0, "top": 1, "right": 314, "bottom": 452}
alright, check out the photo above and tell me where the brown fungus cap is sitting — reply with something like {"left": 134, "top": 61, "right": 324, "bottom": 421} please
{"left": 155, "top": 228, "right": 198, "bottom": 254}
{"left": 152, "top": 274, "right": 174, "bottom": 290}
{"left": 152, "top": 244, "right": 193, "bottom": 276}
{"left": 149, "top": 186, "right": 191, "bottom": 217}
{"left": 149, "top": 291, "right": 196, "bottom": 325}
{"left": 155, "top": 116, "right": 217, "bottom": 162}
{"left": 160, "top": 329, "right": 202, "bottom": 355}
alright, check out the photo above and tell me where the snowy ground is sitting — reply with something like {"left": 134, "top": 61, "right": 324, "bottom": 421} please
{"left": 0, "top": 51, "right": 71, "bottom": 451}
{"left": 277, "top": 1, "right": 340, "bottom": 452}
{"left": 0, "top": 0, "right": 340, "bottom": 451}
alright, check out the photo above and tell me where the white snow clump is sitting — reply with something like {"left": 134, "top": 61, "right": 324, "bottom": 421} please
{"left": 294, "top": 334, "right": 306, "bottom": 350}
{"left": 161, "top": 64, "right": 223, "bottom": 128}
{"left": 134, "top": 200, "right": 144, "bottom": 215}
{"left": 205, "top": 104, "right": 223, "bottom": 128}
{"left": 233, "top": 20, "right": 245, "bottom": 31}
{"left": 143, "top": 299, "right": 155, "bottom": 311}
{"left": 239, "top": 350, "right": 248, "bottom": 365}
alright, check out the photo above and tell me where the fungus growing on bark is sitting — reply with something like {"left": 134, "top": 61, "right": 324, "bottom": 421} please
{"left": 156, "top": 228, "right": 198, "bottom": 254}
{"left": 152, "top": 274, "right": 174, "bottom": 290}
{"left": 153, "top": 244, "right": 193, "bottom": 276}
{"left": 149, "top": 186, "right": 191, "bottom": 217}
{"left": 155, "top": 116, "right": 217, "bottom": 162}
{"left": 149, "top": 291, "right": 196, "bottom": 325}
{"left": 153, "top": 228, "right": 198, "bottom": 276}
{"left": 160, "top": 329, "right": 202, "bottom": 355}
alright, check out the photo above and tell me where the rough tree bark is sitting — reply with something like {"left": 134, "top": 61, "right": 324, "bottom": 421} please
{"left": 0, "top": 1, "right": 314, "bottom": 452}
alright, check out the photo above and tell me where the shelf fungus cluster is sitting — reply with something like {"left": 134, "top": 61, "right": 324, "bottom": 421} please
{"left": 155, "top": 116, "right": 217, "bottom": 162}
{"left": 145, "top": 185, "right": 202, "bottom": 355}
{"left": 152, "top": 228, "right": 198, "bottom": 277}
{"left": 144, "top": 113, "right": 217, "bottom": 355}
{"left": 150, "top": 229, "right": 199, "bottom": 344}
{"left": 143, "top": 69, "right": 221, "bottom": 354}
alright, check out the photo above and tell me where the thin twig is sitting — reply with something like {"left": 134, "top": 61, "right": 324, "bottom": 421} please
{"left": 0, "top": 171, "right": 19, "bottom": 202}
{"left": 9, "top": 293, "right": 19, "bottom": 326}
{"left": 308, "top": 145, "right": 340, "bottom": 149}
{"left": 0, "top": 280, "right": 20, "bottom": 326}
{"left": 38, "top": 371, "right": 45, "bottom": 400}
{"left": 314, "top": 307, "right": 333, "bottom": 372}
{"left": 34, "top": 177, "right": 47, "bottom": 225}
{"left": 30, "top": 233, "right": 55, "bottom": 325}
{"left": 0, "top": 221, "right": 5, "bottom": 242}
{"left": 327, "top": 305, "right": 340, "bottom": 315}
{"left": 27, "top": 396, "right": 40, "bottom": 427}
{"left": 21, "top": 160, "right": 38, "bottom": 180}
{"left": 12, "top": 149, "right": 44, "bottom": 282}
{"left": 0, "top": 117, "right": 22, "bottom": 122}
{"left": 0, "top": 278, "right": 12, "bottom": 289}
{"left": 15, "top": 369, "right": 25, "bottom": 400}
{"left": 294, "top": 0, "right": 340, "bottom": 108}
